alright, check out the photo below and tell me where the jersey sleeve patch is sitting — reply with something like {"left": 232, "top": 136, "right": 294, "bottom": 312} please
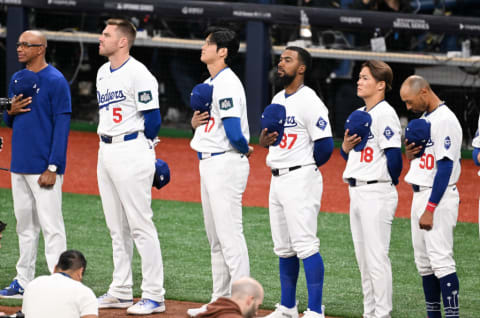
{"left": 138, "top": 90, "right": 153, "bottom": 104}
{"left": 219, "top": 97, "right": 234, "bottom": 110}
{"left": 383, "top": 126, "right": 394, "bottom": 140}
{"left": 316, "top": 116, "right": 328, "bottom": 130}
{"left": 444, "top": 136, "right": 451, "bottom": 150}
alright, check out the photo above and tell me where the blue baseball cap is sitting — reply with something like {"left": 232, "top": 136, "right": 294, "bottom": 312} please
{"left": 11, "top": 69, "right": 40, "bottom": 98}
{"left": 405, "top": 118, "right": 431, "bottom": 158}
{"left": 190, "top": 83, "right": 213, "bottom": 115}
{"left": 261, "top": 103, "right": 286, "bottom": 146}
{"left": 344, "top": 110, "right": 372, "bottom": 152}
{"left": 153, "top": 159, "right": 170, "bottom": 190}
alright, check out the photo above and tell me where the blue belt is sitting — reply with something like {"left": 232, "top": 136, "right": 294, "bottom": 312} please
{"left": 197, "top": 152, "right": 226, "bottom": 160}
{"left": 101, "top": 132, "right": 138, "bottom": 144}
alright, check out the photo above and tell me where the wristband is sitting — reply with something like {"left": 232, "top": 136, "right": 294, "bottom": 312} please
{"left": 426, "top": 201, "right": 437, "bottom": 213}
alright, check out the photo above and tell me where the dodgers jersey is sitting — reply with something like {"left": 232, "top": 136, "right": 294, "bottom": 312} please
{"left": 190, "top": 67, "right": 250, "bottom": 153}
{"left": 96, "top": 57, "right": 159, "bottom": 137}
{"left": 266, "top": 86, "right": 332, "bottom": 169}
{"left": 405, "top": 104, "right": 462, "bottom": 186}
{"left": 343, "top": 100, "right": 401, "bottom": 182}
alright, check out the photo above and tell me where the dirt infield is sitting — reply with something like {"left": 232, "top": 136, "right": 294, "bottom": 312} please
{"left": 0, "top": 127, "right": 478, "bottom": 222}
{"left": 0, "top": 300, "right": 275, "bottom": 318}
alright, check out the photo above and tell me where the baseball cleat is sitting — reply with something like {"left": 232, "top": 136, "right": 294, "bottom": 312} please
{"left": 97, "top": 293, "right": 133, "bottom": 309}
{"left": 187, "top": 304, "right": 208, "bottom": 317}
{"left": 263, "top": 303, "right": 299, "bottom": 318}
{"left": 127, "top": 299, "right": 166, "bottom": 315}
{"left": 0, "top": 279, "right": 24, "bottom": 299}
{"left": 302, "top": 306, "right": 325, "bottom": 318}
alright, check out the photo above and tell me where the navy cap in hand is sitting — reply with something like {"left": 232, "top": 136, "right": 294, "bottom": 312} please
{"left": 11, "top": 69, "right": 40, "bottom": 98}
{"left": 190, "top": 83, "right": 213, "bottom": 115}
{"left": 345, "top": 110, "right": 372, "bottom": 152}
{"left": 405, "top": 118, "right": 431, "bottom": 158}
{"left": 261, "top": 103, "right": 286, "bottom": 146}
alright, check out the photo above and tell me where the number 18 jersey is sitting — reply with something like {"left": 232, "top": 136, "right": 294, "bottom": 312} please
{"left": 266, "top": 86, "right": 332, "bottom": 169}
{"left": 342, "top": 101, "right": 401, "bottom": 182}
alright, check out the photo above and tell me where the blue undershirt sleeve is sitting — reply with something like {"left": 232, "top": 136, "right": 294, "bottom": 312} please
{"left": 385, "top": 147, "right": 403, "bottom": 185}
{"left": 340, "top": 147, "right": 348, "bottom": 161}
{"left": 428, "top": 158, "right": 453, "bottom": 205}
{"left": 473, "top": 148, "right": 480, "bottom": 166}
{"left": 49, "top": 113, "right": 71, "bottom": 172}
{"left": 313, "top": 137, "right": 333, "bottom": 167}
{"left": 142, "top": 109, "right": 162, "bottom": 140}
{"left": 222, "top": 117, "right": 249, "bottom": 154}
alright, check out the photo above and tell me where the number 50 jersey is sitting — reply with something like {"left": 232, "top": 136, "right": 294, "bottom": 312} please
{"left": 266, "top": 86, "right": 332, "bottom": 169}
{"left": 405, "top": 104, "right": 462, "bottom": 187}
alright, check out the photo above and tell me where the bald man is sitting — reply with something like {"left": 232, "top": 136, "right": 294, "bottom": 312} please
{"left": 195, "top": 277, "right": 264, "bottom": 318}
{"left": 401, "top": 75, "right": 461, "bottom": 318}
{"left": 1, "top": 30, "right": 71, "bottom": 299}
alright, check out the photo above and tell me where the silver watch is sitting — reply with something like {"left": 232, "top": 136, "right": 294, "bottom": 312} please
{"left": 48, "top": 164, "right": 57, "bottom": 173}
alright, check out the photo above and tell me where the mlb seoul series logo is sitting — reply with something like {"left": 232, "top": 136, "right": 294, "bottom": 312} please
{"left": 138, "top": 90, "right": 153, "bottom": 104}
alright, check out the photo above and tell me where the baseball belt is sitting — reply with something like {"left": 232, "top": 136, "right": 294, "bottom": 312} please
{"left": 100, "top": 131, "right": 139, "bottom": 144}
{"left": 347, "top": 178, "right": 378, "bottom": 187}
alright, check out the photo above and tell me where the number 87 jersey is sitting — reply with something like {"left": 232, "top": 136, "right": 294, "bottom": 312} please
{"left": 266, "top": 86, "right": 332, "bottom": 169}
{"left": 342, "top": 101, "right": 401, "bottom": 183}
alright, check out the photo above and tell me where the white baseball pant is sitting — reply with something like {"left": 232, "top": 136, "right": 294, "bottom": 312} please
{"left": 199, "top": 152, "right": 250, "bottom": 301}
{"left": 269, "top": 165, "right": 322, "bottom": 260}
{"left": 410, "top": 185, "right": 458, "bottom": 279}
{"left": 349, "top": 182, "right": 397, "bottom": 318}
{"left": 11, "top": 173, "right": 66, "bottom": 288}
{"left": 97, "top": 134, "right": 165, "bottom": 302}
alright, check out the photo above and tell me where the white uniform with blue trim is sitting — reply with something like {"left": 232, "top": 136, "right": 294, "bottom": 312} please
{"left": 267, "top": 85, "right": 332, "bottom": 259}
{"left": 96, "top": 57, "right": 165, "bottom": 302}
{"left": 190, "top": 67, "right": 250, "bottom": 300}
{"left": 342, "top": 101, "right": 401, "bottom": 318}
{"left": 405, "top": 104, "right": 461, "bottom": 280}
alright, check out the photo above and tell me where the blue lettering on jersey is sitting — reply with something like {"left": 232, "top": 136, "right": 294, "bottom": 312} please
{"left": 138, "top": 90, "right": 153, "bottom": 104}
{"left": 426, "top": 138, "right": 434, "bottom": 147}
{"left": 219, "top": 98, "right": 234, "bottom": 110}
{"left": 316, "top": 116, "right": 328, "bottom": 130}
{"left": 97, "top": 89, "right": 126, "bottom": 109}
{"left": 383, "top": 126, "right": 394, "bottom": 140}
{"left": 284, "top": 116, "right": 297, "bottom": 128}
{"left": 444, "top": 136, "right": 451, "bottom": 150}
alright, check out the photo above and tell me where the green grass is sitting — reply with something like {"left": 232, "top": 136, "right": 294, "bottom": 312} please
{"left": 0, "top": 189, "right": 478, "bottom": 317}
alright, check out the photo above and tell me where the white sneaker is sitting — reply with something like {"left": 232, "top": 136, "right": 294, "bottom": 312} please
{"left": 97, "top": 293, "right": 133, "bottom": 309}
{"left": 187, "top": 304, "right": 208, "bottom": 317}
{"left": 264, "top": 303, "right": 299, "bottom": 318}
{"left": 302, "top": 306, "right": 326, "bottom": 318}
{"left": 127, "top": 299, "right": 166, "bottom": 315}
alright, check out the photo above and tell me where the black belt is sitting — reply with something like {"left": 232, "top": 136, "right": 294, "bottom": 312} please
{"left": 271, "top": 165, "right": 302, "bottom": 177}
{"left": 101, "top": 132, "right": 138, "bottom": 144}
{"left": 412, "top": 184, "right": 420, "bottom": 192}
{"left": 347, "top": 178, "right": 378, "bottom": 187}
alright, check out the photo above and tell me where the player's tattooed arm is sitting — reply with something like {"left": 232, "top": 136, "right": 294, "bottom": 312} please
{"left": 341, "top": 129, "right": 361, "bottom": 153}
{"left": 404, "top": 140, "right": 423, "bottom": 160}
{"left": 191, "top": 110, "right": 210, "bottom": 129}
{"left": 259, "top": 128, "right": 278, "bottom": 148}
